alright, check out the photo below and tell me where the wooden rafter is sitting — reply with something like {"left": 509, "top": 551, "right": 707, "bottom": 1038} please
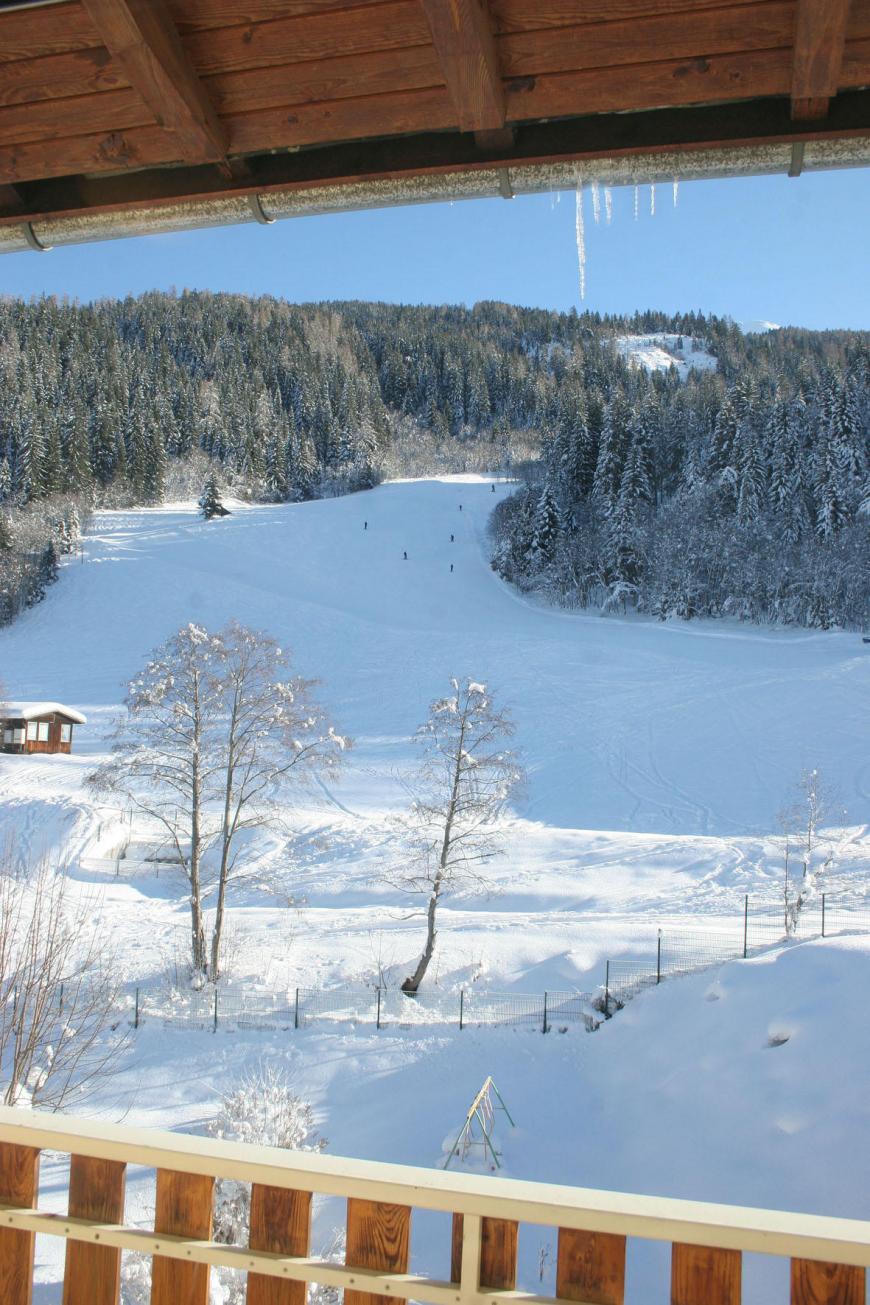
{"left": 791, "top": 0, "right": 853, "bottom": 121}
{"left": 79, "top": 0, "right": 227, "bottom": 164}
{"left": 419, "top": 0, "right": 505, "bottom": 133}
{"left": 0, "top": 184, "right": 24, "bottom": 214}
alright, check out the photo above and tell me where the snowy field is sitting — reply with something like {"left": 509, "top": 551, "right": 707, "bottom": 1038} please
{"left": 1, "top": 476, "right": 869, "bottom": 1301}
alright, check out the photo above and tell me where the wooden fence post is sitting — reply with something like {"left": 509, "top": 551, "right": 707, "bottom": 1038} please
{"left": 151, "top": 1169, "right": 215, "bottom": 1305}
{"left": 671, "top": 1244, "right": 741, "bottom": 1305}
{"left": 247, "top": 1186, "right": 312, "bottom": 1305}
{"left": 451, "top": 1213, "right": 518, "bottom": 1290}
{"left": 0, "top": 1143, "right": 40, "bottom": 1305}
{"left": 346, "top": 1198, "right": 411, "bottom": 1305}
{"left": 62, "top": 1155, "right": 126, "bottom": 1305}
{"left": 791, "top": 1258, "right": 865, "bottom": 1304}
{"left": 557, "top": 1228, "right": 626, "bottom": 1305}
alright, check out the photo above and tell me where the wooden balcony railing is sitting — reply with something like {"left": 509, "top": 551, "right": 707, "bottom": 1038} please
{"left": 0, "top": 1105, "right": 868, "bottom": 1305}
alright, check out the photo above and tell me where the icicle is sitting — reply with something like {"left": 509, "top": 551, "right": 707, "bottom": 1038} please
{"left": 574, "top": 183, "right": 586, "bottom": 302}
{"left": 633, "top": 183, "right": 639, "bottom": 221}
{"left": 604, "top": 186, "right": 613, "bottom": 225}
{"left": 650, "top": 184, "right": 656, "bottom": 217}
{"left": 672, "top": 176, "right": 679, "bottom": 208}
{"left": 591, "top": 180, "right": 601, "bottom": 225}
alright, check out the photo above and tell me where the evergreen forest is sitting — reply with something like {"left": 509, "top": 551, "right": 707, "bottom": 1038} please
{"left": 0, "top": 292, "right": 867, "bottom": 629}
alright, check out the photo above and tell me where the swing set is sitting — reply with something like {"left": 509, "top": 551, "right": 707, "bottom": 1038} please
{"left": 443, "top": 1076, "right": 515, "bottom": 1170}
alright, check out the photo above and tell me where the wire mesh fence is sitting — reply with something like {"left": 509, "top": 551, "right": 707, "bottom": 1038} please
{"left": 128, "top": 891, "right": 870, "bottom": 1033}
{"left": 602, "top": 891, "right": 870, "bottom": 1013}
{"left": 133, "top": 983, "right": 598, "bottom": 1033}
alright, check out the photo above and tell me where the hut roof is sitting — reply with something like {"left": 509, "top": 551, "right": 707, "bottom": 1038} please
{"left": 2, "top": 702, "right": 87, "bottom": 725}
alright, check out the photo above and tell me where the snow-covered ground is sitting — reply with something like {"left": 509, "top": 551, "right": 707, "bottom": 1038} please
{"left": 1, "top": 476, "right": 868, "bottom": 1301}
{"left": 613, "top": 333, "right": 718, "bottom": 380}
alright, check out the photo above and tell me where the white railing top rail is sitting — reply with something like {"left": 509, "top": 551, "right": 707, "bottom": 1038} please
{"left": 1, "top": 1106, "right": 870, "bottom": 1268}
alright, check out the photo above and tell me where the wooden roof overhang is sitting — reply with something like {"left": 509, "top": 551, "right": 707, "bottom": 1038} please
{"left": 0, "top": 0, "right": 869, "bottom": 253}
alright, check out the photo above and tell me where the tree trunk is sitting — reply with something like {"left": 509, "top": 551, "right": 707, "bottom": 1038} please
{"left": 209, "top": 786, "right": 233, "bottom": 981}
{"left": 401, "top": 889, "right": 439, "bottom": 995}
{"left": 210, "top": 690, "right": 240, "bottom": 980}
{"left": 188, "top": 672, "right": 207, "bottom": 979}
{"left": 403, "top": 715, "right": 466, "bottom": 994}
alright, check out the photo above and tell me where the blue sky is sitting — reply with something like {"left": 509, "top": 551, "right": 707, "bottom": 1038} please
{"left": 1, "top": 168, "right": 868, "bottom": 329}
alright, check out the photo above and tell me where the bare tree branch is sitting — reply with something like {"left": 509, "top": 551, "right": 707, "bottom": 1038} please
{"left": 396, "top": 677, "right": 523, "bottom": 993}
{"left": 0, "top": 847, "right": 126, "bottom": 1109}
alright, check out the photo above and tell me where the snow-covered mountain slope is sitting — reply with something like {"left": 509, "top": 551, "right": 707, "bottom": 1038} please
{"left": 1, "top": 477, "right": 865, "bottom": 840}
{"left": 613, "top": 333, "right": 717, "bottom": 379}
{"left": 2, "top": 477, "right": 869, "bottom": 1301}
{"left": 0, "top": 474, "right": 867, "bottom": 991}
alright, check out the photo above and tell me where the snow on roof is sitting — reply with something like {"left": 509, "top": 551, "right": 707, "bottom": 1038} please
{"left": 1, "top": 702, "right": 87, "bottom": 724}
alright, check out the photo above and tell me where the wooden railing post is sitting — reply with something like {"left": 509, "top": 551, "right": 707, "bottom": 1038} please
{"left": 557, "top": 1227, "right": 626, "bottom": 1305}
{"left": 346, "top": 1198, "right": 411, "bottom": 1305}
{"left": 791, "top": 1258, "right": 865, "bottom": 1304}
{"left": 151, "top": 1168, "right": 214, "bottom": 1305}
{"left": 0, "top": 1142, "right": 39, "bottom": 1305}
{"left": 62, "top": 1155, "right": 126, "bottom": 1305}
{"left": 247, "top": 1186, "right": 312, "bottom": 1305}
{"left": 671, "top": 1244, "right": 741, "bottom": 1305}
{"left": 451, "top": 1213, "right": 518, "bottom": 1290}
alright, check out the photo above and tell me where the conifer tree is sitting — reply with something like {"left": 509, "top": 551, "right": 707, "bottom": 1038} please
{"left": 199, "top": 471, "right": 226, "bottom": 520}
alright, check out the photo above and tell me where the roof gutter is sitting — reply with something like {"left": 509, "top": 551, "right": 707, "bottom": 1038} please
{"left": 2, "top": 133, "right": 870, "bottom": 256}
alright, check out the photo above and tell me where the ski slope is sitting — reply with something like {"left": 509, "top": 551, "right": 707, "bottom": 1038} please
{"left": 2, "top": 476, "right": 867, "bottom": 840}
{"left": 1, "top": 476, "right": 868, "bottom": 990}
{"left": 2, "top": 477, "right": 870, "bottom": 1302}
{"left": 1, "top": 473, "right": 867, "bottom": 988}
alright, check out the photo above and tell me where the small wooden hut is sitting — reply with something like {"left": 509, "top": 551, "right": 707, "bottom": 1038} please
{"left": 0, "top": 702, "right": 87, "bottom": 755}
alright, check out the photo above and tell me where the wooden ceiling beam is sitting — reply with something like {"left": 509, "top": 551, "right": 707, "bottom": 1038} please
{"left": 80, "top": 0, "right": 227, "bottom": 163}
{"left": 0, "top": 184, "right": 24, "bottom": 215}
{"left": 419, "top": 0, "right": 505, "bottom": 132}
{"left": 791, "top": 0, "right": 853, "bottom": 120}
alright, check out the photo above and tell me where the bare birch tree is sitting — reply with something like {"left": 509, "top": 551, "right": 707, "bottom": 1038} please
{"left": 209, "top": 622, "right": 348, "bottom": 978}
{"left": 88, "top": 624, "right": 227, "bottom": 978}
{"left": 0, "top": 854, "right": 124, "bottom": 1108}
{"left": 779, "top": 767, "right": 844, "bottom": 933}
{"left": 90, "top": 622, "right": 348, "bottom": 982}
{"left": 399, "top": 678, "right": 523, "bottom": 994}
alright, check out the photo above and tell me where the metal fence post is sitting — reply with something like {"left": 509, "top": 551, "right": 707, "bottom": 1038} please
{"left": 294, "top": 987, "right": 300, "bottom": 1030}
{"left": 542, "top": 991, "right": 548, "bottom": 1035}
{"left": 743, "top": 894, "right": 749, "bottom": 959}
{"left": 656, "top": 930, "right": 662, "bottom": 984}
{"left": 134, "top": 987, "right": 139, "bottom": 1030}
{"left": 376, "top": 986, "right": 382, "bottom": 1030}
{"left": 459, "top": 989, "right": 464, "bottom": 1030}
{"left": 822, "top": 893, "right": 826, "bottom": 938}
{"left": 213, "top": 988, "right": 218, "bottom": 1033}
{"left": 604, "top": 960, "right": 610, "bottom": 1018}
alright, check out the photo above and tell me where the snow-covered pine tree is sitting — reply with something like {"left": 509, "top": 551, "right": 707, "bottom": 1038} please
{"left": 529, "top": 481, "right": 561, "bottom": 570}
{"left": 198, "top": 471, "right": 227, "bottom": 520}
